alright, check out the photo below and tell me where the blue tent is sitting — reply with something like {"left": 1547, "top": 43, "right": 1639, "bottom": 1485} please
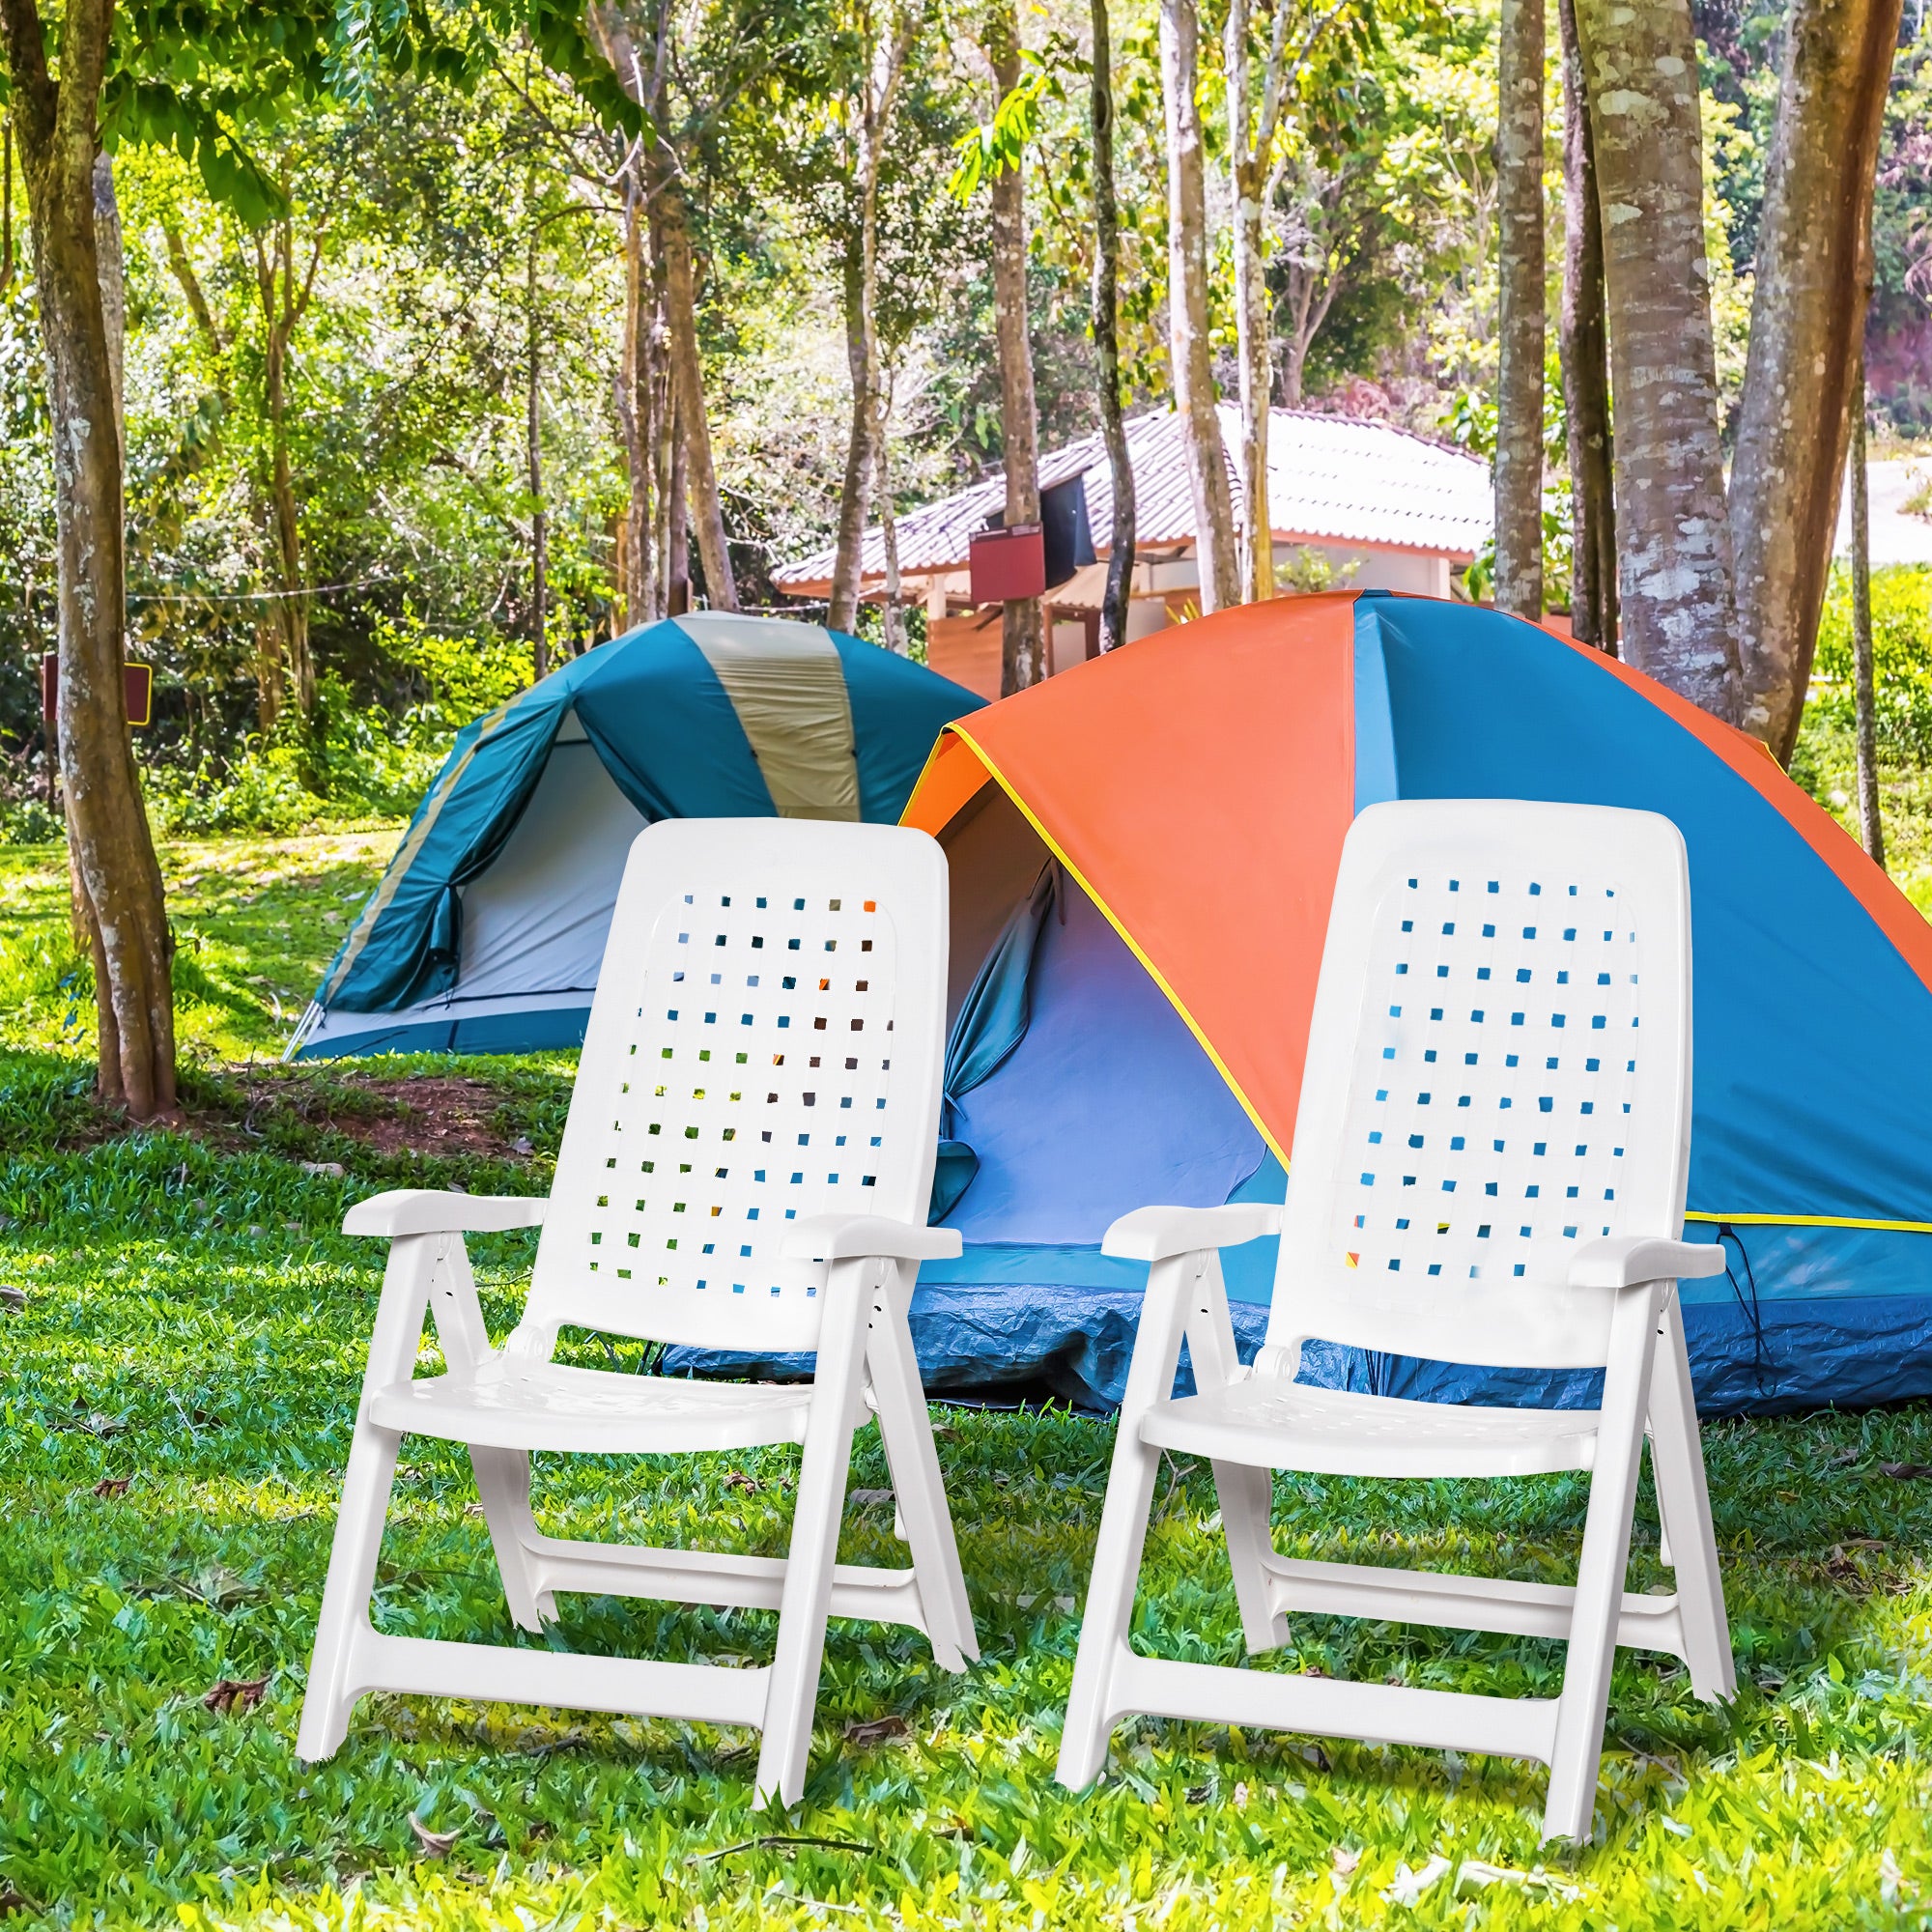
{"left": 291, "top": 614, "right": 983, "bottom": 1059}
{"left": 684, "top": 592, "right": 1932, "bottom": 1414}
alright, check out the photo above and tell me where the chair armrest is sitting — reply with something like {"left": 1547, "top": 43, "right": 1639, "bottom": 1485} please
{"left": 780, "top": 1215, "right": 964, "bottom": 1263}
{"left": 1567, "top": 1235, "right": 1727, "bottom": 1290}
{"left": 343, "top": 1190, "right": 549, "bottom": 1238}
{"left": 1101, "top": 1203, "right": 1284, "bottom": 1264}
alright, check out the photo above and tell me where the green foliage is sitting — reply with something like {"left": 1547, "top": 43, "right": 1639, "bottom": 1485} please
{"left": 1812, "top": 565, "right": 1932, "bottom": 762}
{"left": 948, "top": 41, "right": 1082, "bottom": 204}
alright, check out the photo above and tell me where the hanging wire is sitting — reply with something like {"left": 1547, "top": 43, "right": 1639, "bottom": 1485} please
{"left": 1716, "top": 1222, "right": 1770, "bottom": 1395}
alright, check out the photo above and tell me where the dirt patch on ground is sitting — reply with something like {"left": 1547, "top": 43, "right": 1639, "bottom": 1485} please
{"left": 42, "top": 1066, "right": 545, "bottom": 1167}
{"left": 307, "top": 1075, "right": 527, "bottom": 1160}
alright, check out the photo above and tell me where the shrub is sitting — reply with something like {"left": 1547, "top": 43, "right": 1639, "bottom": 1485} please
{"left": 0, "top": 795, "right": 62, "bottom": 844}
{"left": 1811, "top": 563, "right": 1932, "bottom": 761}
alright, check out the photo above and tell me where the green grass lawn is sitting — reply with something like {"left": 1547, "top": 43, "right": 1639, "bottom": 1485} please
{"left": 7, "top": 825, "right": 1932, "bottom": 1928}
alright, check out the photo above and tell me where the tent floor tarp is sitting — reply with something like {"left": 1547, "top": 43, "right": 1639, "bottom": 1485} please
{"left": 665, "top": 1276, "right": 1932, "bottom": 1414}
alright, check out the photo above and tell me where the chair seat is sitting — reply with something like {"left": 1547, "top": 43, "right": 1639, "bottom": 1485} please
{"left": 1138, "top": 1375, "right": 1602, "bottom": 1479}
{"left": 368, "top": 1355, "right": 820, "bottom": 1455}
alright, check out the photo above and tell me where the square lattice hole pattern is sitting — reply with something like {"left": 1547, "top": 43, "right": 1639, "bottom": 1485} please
{"left": 523, "top": 820, "right": 947, "bottom": 1355}
{"left": 1270, "top": 802, "right": 1691, "bottom": 1370}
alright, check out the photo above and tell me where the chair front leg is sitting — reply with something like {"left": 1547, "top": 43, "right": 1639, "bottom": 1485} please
{"left": 754, "top": 1253, "right": 877, "bottom": 1811}
{"left": 298, "top": 1233, "right": 441, "bottom": 1761}
{"left": 1543, "top": 1279, "right": 1662, "bottom": 1842}
{"left": 1645, "top": 1290, "right": 1734, "bottom": 1702}
{"left": 866, "top": 1261, "right": 979, "bottom": 1669}
{"left": 1056, "top": 1248, "right": 1203, "bottom": 1791}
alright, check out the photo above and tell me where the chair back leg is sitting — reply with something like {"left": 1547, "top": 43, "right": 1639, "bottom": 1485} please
{"left": 297, "top": 1418, "right": 403, "bottom": 1762}
{"left": 1176, "top": 1256, "right": 1286, "bottom": 1656}
{"left": 753, "top": 1256, "right": 879, "bottom": 1810}
{"left": 1542, "top": 1282, "right": 1662, "bottom": 1841}
{"left": 865, "top": 1264, "right": 979, "bottom": 1670}
{"left": 1645, "top": 1293, "right": 1736, "bottom": 1703}
{"left": 468, "top": 1446, "right": 555, "bottom": 1634}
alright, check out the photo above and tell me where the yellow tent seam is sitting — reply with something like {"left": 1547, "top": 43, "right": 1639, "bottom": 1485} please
{"left": 1685, "top": 1210, "right": 1932, "bottom": 1236}
{"left": 946, "top": 721, "right": 1292, "bottom": 1168}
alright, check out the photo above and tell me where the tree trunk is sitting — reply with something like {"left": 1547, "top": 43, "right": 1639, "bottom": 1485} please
{"left": 878, "top": 388, "right": 908, "bottom": 654}
{"left": 164, "top": 213, "right": 292, "bottom": 725}
{"left": 526, "top": 215, "right": 549, "bottom": 679}
{"left": 647, "top": 206, "right": 674, "bottom": 621}
{"left": 986, "top": 8, "right": 1044, "bottom": 692}
{"left": 655, "top": 163, "right": 737, "bottom": 612}
{"left": 253, "top": 216, "right": 317, "bottom": 724}
{"left": 1556, "top": 0, "right": 1616, "bottom": 651}
{"left": 263, "top": 292, "right": 313, "bottom": 718}
{"left": 1161, "top": 0, "right": 1239, "bottom": 612}
{"left": 1493, "top": 0, "right": 1545, "bottom": 618}
{"left": 3, "top": 0, "right": 178, "bottom": 1120}
{"left": 1850, "top": 346, "right": 1884, "bottom": 867}
{"left": 667, "top": 388, "right": 691, "bottom": 616}
{"left": 585, "top": 2, "right": 737, "bottom": 613}
{"left": 1226, "top": 0, "right": 1272, "bottom": 605}
{"left": 615, "top": 171, "right": 658, "bottom": 632}
{"left": 1727, "top": 0, "right": 1901, "bottom": 763}
{"left": 1279, "top": 266, "right": 1339, "bottom": 410}
{"left": 1092, "top": 0, "right": 1136, "bottom": 651}
{"left": 828, "top": 241, "right": 876, "bottom": 634}
{"left": 830, "top": 23, "right": 910, "bottom": 639}
{"left": 1574, "top": 0, "right": 1743, "bottom": 721}
{"left": 91, "top": 150, "right": 123, "bottom": 445}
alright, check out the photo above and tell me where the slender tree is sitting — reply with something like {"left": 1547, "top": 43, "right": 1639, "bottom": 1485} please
{"left": 1850, "top": 346, "right": 1884, "bottom": 868}
{"left": 825, "top": 1, "right": 916, "bottom": 639}
{"left": 0, "top": 0, "right": 176, "bottom": 1119}
{"left": 983, "top": 0, "right": 1044, "bottom": 690}
{"left": 1492, "top": 0, "right": 1544, "bottom": 618}
{"left": 829, "top": 242, "right": 874, "bottom": 633}
{"left": 249, "top": 184, "right": 326, "bottom": 719}
{"left": 1272, "top": 145, "right": 1373, "bottom": 408}
{"left": 1727, "top": 0, "right": 1902, "bottom": 764}
{"left": 584, "top": 1, "right": 740, "bottom": 611}
{"left": 876, "top": 380, "right": 909, "bottom": 653}
{"left": 1556, "top": 0, "right": 1614, "bottom": 650}
{"left": 614, "top": 158, "right": 666, "bottom": 632}
{"left": 1573, "top": 0, "right": 1743, "bottom": 721}
{"left": 1160, "top": 0, "right": 1238, "bottom": 612}
{"left": 1223, "top": 0, "right": 1295, "bottom": 605}
{"left": 526, "top": 204, "right": 550, "bottom": 678}
{"left": 1091, "top": 0, "right": 1136, "bottom": 651}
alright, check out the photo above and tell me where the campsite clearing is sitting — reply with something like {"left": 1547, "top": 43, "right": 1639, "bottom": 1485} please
{"left": 5, "top": 827, "right": 1932, "bottom": 1927}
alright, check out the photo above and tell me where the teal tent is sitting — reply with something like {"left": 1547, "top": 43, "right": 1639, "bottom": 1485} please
{"left": 290, "top": 613, "right": 982, "bottom": 1060}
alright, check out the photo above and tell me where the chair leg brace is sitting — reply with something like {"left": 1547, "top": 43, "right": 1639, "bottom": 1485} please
{"left": 298, "top": 1244, "right": 978, "bottom": 1811}
{"left": 1058, "top": 1266, "right": 1730, "bottom": 1843}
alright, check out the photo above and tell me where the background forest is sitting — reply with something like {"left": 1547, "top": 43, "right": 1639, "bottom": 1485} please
{"left": 7, "top": 0, "right": 1932, "bottom": 847}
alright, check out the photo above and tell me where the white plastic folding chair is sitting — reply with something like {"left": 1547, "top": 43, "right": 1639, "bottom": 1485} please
{"left": 298, "top": 817, "right": 978, "bottom": 1807}
{"left": 1057, "top": 799, "right": 1734, "bottom": 1842}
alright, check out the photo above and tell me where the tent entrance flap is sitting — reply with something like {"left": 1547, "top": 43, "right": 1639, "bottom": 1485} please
{"left": 458, "top": 741, "right": 648, "bottom": 1001}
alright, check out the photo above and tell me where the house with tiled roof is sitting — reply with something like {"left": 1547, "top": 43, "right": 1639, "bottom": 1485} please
{"left": 772, "top": 405, "right": 1492, "bottom": 698}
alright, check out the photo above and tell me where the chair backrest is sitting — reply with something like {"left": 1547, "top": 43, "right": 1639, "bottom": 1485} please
{"left": 520, "top": 818, "right": 947, "bottom": 1355}
{"left": 1267, "top": 799, "right": 1691, "bottom": 1372}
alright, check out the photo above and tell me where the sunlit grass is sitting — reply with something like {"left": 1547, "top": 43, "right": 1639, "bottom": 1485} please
{"left": 4, "top": 825, "right": 1932, "bottom": 1925}
{"left": 0, "top": 825, "right": 403, "bottom": 1063}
